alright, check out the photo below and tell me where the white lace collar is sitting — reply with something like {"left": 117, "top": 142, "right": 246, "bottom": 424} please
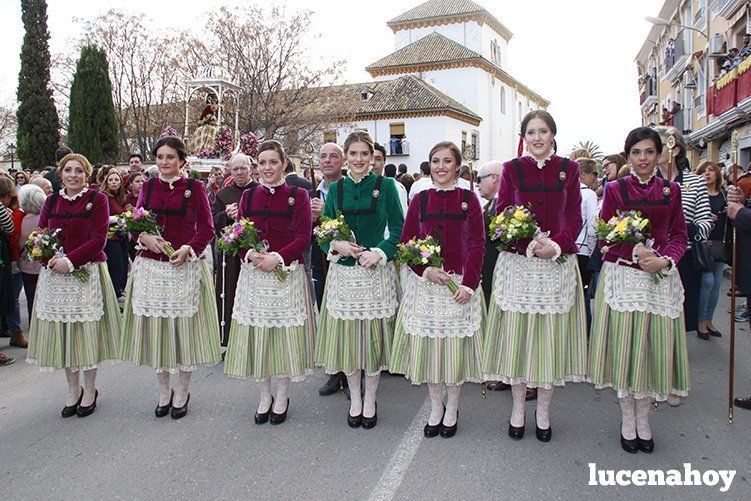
{"left": 629, "top": 166, "right": 657, "bottom": 185}
{"left": 60, "top": 187, "right": 88, "bottom": 201}
{"left": 261, "top": 179, "right": 285, "bottom": 194}
{"left": 347, "top": 169, "right": 371, "bottom": 184}
{"left": 433, "top": 182, "right": 457, "bottom": 192}
{"left": 527, "top": 150, "right": 554, "bottom": 169}
{"left": 158, "top": 173, "right": 182, "bottom": 190}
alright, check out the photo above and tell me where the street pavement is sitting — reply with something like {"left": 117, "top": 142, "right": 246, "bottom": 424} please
{"left": 1, "top": 281, "right": 751, "bottom": 500}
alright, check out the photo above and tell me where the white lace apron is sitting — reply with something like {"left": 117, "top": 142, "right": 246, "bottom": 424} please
{"left": 326, "top": 263, "right": 398, "bottom": 320}
{"left": 130, "top": 256, "right": 201, "bottom": 318}
{"left": 35, "top": 264, "right": 103, "bottom": 323}
{"left": 401, "top": 268, "right": 482, "bottom": 339}
{"left": 492, "top": 252, "right": 578, "bottom": 314}
{"left": 602, "top": 261, "right": 684, "bottom": 319}
{"left": 232, "top": 262, "right": 307, "bottom": 327}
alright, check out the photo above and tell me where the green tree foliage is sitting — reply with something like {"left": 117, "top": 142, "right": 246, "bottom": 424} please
{"left": 68, "top": 45, "right": 119, "bottom": 163}
{"left": 16, "top": 0, "right": 60, "bottom": 169}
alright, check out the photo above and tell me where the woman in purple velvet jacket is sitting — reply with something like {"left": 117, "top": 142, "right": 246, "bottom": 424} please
{"left": 588, "top": 127, "right": 689, "bottom": 454}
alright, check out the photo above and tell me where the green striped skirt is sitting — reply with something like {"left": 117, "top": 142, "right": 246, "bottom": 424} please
{"left": 390, "top": 294, "right": 485, "bottom": 386}
{"left": 482, "top": 268, "right": 588, "bottom": 388}
{"left": 224, "top": 273, "right": 317, "bottom": 381}
{"left": 27, "top": 262, "right": 121, "bottom": 372}
{"left": 314, "top": 294, "right": 394, "bottom": 377}
{"left": 119, "top": 259, "right": 221, "bottom": 373}
{"left": 587, "top": 264, "right": 690, "bottom": 401}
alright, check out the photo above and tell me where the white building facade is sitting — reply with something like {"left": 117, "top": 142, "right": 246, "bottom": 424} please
{"left": 325, "top": 0, "right": 548, "bottom": 172}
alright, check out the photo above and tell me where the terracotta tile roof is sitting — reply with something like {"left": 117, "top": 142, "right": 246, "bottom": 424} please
{"left": 366, "top": 32, "right": 479, "bottom": 71}
{"left": 303, "top": 75, "right": 482, "bottom": 125}
{"left": 365, "top": 33, "right": 548, "bottom": 107}
{"left": 388, "top": 0, "right": 512, "bottom": 40}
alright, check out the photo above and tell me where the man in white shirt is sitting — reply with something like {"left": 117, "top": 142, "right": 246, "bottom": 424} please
{"left": 575, "top": 158, "right": 599, "bottom": 332}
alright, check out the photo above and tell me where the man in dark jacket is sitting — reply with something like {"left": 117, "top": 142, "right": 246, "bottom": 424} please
{"left": 728, "top": 186, "right": 751, "bottom": 409}
{"left": 285, "top": 159, "right": 313, "bottom": 190}
{"left": 212, "top": 153, "right": 258, "bottom": 346}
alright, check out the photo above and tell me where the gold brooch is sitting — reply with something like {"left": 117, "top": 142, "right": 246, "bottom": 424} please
{"left": 184, "top": 190, "right": 192, "bottom": 198}
{"left": 373, "top": 189, "right": 380, "bottom": 198}
{"left": 288, "top": 197, "right": 295, "bottom": 206}
{"left": 85, "top": 202, "right": 93, "bottom": 211}
{"left": 461, "top": 201, "right": 468, "bottom": 211}
{"left": 559, "top": 171, "right": 567, "bottom": 181}
{"left": 663, "top": 186, "right": 671, "bottom": 196}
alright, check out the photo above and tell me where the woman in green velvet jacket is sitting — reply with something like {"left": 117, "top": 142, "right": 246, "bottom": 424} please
{"left": 314, "top": 131, "right": 404, "bottom": 430}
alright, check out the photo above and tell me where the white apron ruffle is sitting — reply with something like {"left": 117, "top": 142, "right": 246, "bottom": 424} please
{"left": 492, "top": 251, "right": 578, "bottom": 314}
{"left": 602, "top": 261, "right": 684, "bottom": 319}
{"left": 232, "top": 262, "right": 307, "bottom": 327}
{"left": 130, "top": 256, "right": 201, "bottom": 318}
{"left": 35, "top": 264, "right": 103, "bottom": 323}
{"left": 400, "top": 267, "right": 482, "bottom": 339}
{"left": 326, "top": 262, "right": 398, "bottom": 320}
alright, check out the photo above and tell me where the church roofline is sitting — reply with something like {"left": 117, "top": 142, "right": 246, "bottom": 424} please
{"left": 387, "top": 0, "right": 512, "bottom": 41}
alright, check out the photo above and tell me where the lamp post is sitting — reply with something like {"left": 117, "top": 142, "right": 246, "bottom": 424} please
{"left": 645, "top": 16, "right": 708, "bottom": 39}
{"left": 7, "top": 143, "right": 16, "bottom": 171}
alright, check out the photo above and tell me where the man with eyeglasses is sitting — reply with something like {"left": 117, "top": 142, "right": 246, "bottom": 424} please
{"left": 212, "top": 153, "right": 259, "bottom": 346}
{"left": 475, "top": 161, "right": 512, "bottom": 393}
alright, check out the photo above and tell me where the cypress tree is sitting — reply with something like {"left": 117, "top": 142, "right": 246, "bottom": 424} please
{"left": 68, "top": 45, "right": 119, "bottom": 163}
{"left": 16, "top": 0, "right": 60, "bottom": 169}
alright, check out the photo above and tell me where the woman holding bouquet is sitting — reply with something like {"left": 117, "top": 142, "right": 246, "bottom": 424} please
{"left": 26, "top": 153, "right": 121, "bottom": 417}
{"left": 314, "top": 131, "right": 404, "bottom": 429}
{"left": 483, "top": 110, "right": 587, "bottom": 442}
{"left": 223, "top": 140, "right": 314, "bottom": 425}
{"left": 120, "top": 135, "right": 220, "bottom": 419}
{"left": 588, "top": 127, "right": 688, "bottom": 453}
{"left": 390, "top": 141, "right": 485, "bottom": 438}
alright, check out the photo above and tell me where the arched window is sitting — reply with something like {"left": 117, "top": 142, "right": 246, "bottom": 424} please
{"left": 500, "top": 87, "right": 506, "bottom": 114}
{"left": 518, "top": 101, "right": 522, "bottom": 119}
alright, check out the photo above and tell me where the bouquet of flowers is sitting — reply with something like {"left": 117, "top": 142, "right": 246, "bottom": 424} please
{"left": 24, "top": 227, "right": 90, "bottom": 283}
{"left": 313, "top": 215, "right": 356, "bottom": 247}
{"left": 214, "top": 125, "right": 236, "bottom": 161}
{"left": 595, "top": 210, "right": 664, "bottom": 283}
{"left": 595, "top": 210, "right": 652, "bottom": 249}
{"left": 123, "top": 208, "right": 175, "bottom": 256}
{"left": 217, "top": 218, "right": 287, "bottom": 282}
{"left": 489, "top": 205, "right": 539, "bottom": 251}
{"left": 107, "top": 212, "right": 129, "bottom": 239}
{"left": 239, "top": 132, "right": 259, "bottom": 158}
{"left": 395, "top": 235, "right": 458, "bottom": 293}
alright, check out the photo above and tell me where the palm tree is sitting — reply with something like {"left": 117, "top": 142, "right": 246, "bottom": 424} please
{"left": 569, "top": 140, "right": 604, "bottom": 161}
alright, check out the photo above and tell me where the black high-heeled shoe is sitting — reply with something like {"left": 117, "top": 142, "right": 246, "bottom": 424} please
{"left": 424, "top": 406, "right": 444, "bottom": 438}
{"left": 708, "top": 328, "right": 722, "bottom": 337}
{"left": 362, "top": 403, "right": 377, "bottom": 429}
{"left": 62, "top": 387, "right": 83, "bottom": 418}
{"left": 621, "top": 434, "right": 639, "bottom": 453}
{"left": 637, "top": 436, "right": 654, "bottom": 453}
{"left": 255, "top": 397, "right": 274, "bottom": 425}
{"left": 535, "top": 415, "right": 551, "bottom": 442}
{"left": 155, "top": 390, "right": 174, "bottom": 418}
{"left": 171, "top": 393, "right": 190, "bottom": 420}
{"left": 508, "top": 422, "right": 525, "bottom": 440}
{"left": 270, "top": 398, "right": 289, "bottom": 425}
{"left": 439, "top": 410, "right": 458, "bottom": 438}
{"left": 76, "top": 389, "right": 98, "bottom": 418}
{"left": 347, "top": 411, "right": 363, "bottom": 428}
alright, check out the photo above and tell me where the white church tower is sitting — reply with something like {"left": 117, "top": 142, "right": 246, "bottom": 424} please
{"left": 326, "top": 0, "right": 548, "bottom": 171}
